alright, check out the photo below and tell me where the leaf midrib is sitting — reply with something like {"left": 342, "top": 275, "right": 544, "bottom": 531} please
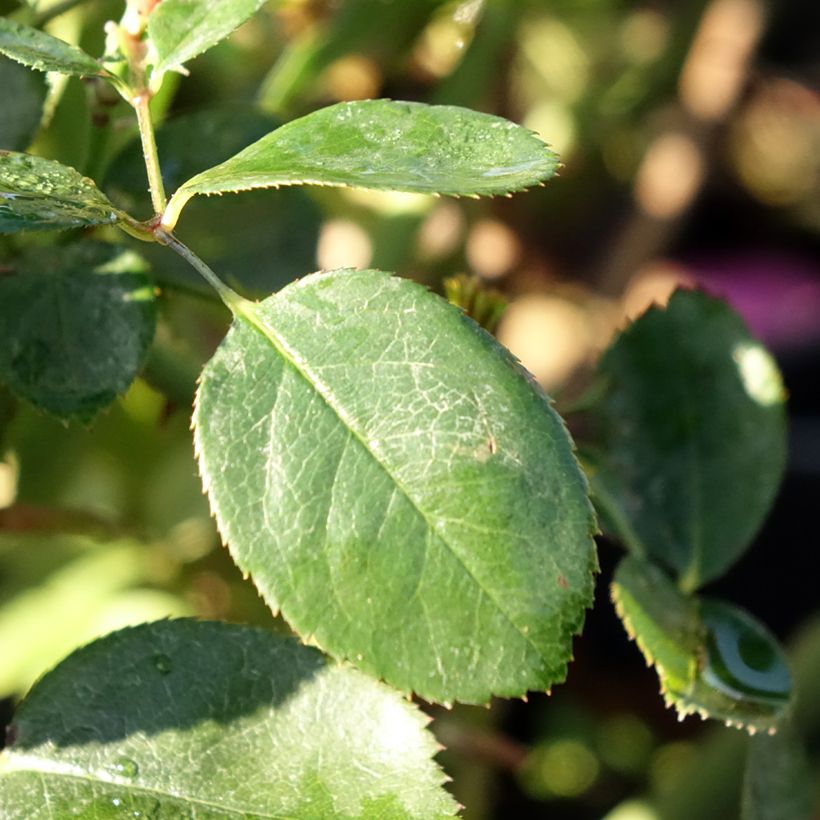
{"left": 231, "top": 297, "right": 551, "bottom": 671}
{"left": 0, "top": 754, "right": 289, "bottom": 819}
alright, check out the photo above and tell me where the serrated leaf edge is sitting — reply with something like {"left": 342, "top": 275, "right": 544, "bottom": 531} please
{"left": 160, "top": 102, "right": 559, "bottom": 230}
{"left": 0, "top": 19, "right": 115, "bottom": 80}
{"left": 192, "top": 269, "right": 596, "bottom": 706}
{"left": 1, "top": 618, "right": 459, "bottom": 816}
{"left": 162, "top": 172, "right": 552, "bottom": 232}
{"left": 611, "top": 580, "right": 781, "bottom": 735}
{"left": 149, "top": 0, "right": 270, "bottom": 77}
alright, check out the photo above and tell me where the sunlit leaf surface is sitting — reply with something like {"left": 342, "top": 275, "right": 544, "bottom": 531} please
{"left": 195, "top": 269, "right": 596, "bottom": 704}
{"left": 0, "top": 151, "right": 123, "bottom": 233}
{"left": 0, "top": 18, "right": 108, "bottom": 78}
{"left": 163, "top": 100, "right": 559, "bottom": 227}
{"left": 0, "top": 620, "right": 457, "bottom": 818}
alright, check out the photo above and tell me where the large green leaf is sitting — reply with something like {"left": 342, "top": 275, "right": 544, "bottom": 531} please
{"left": 194, "top": 269, "right": 596, "bottom": 704}
{"left": 105, "top": 106, "right": 320, "bottom": 294}
{"left": 0, "top": 242, "right": 156, "bottom": 421}
{"left": 0, "top": 18, "right": 109, "bottom": 78}
{"left": 0, "top": 620, "right": 457, "bottom": 818}
{"left": 582, "top": 289, "right": 786, "bottom": 589}
{"left": 162, "top": 100, "right": 559, "bottom": 228}
{"left": 0, "top": 55, "right": 46, "bottom": 151}
{"left": 148, "top": 0, "right": 269, "bottom": 79}
{"left": 0, "top": 151, "right": 124, "bottom": 233}
{"left": 612, "top": 555, "right": 792, "bottom": 734}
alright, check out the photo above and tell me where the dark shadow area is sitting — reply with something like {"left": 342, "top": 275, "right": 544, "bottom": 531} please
{"left": 9, "top": 619, "right": 323, "bottom": 749}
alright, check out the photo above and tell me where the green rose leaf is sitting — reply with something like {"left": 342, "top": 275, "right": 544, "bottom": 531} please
{"left": 583, "top": 289, "right": 786, "bottom": 589}
{"left": 0, "top": 242, "right": 156, "bottom": 421}
{"left": 0, "top": 151, "right": 124, "bottom": 233}
{"left": 194, "top": 269, "right": 596, "bottom": 704}
{"left": 162, "top": 100, "right": 559, "bottom": 228}
{"left": 0, "top": 620, "right": 457, "bottom": 819}
{"left": 612, "top": 555, "right": 792, "bottom": 734}
{"left": 0, "top": 18, "right": 110, "bottom": 79}
{"left": 0, "top": 56, "right": 47, "bottom": 151}
{"left": 148, "top": 0, "right": 269, "bottom": 79}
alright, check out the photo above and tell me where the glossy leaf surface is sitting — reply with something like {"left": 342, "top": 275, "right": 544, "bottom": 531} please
{"left": 0, "top": 620, "right": 457, "bottom": 818}
{"left": 612, "top": 556, "right": 792, "bottom": 733}
{"left": 0, "top": 18, "right": 108, "bottom": 78}
{"left": 105, "top": 106, "right": 320, "bottom": 294}
{"left": 0, "top": 243, "right": 156, "bottom": 421}
{"left": 0, "top": 151, "right": 123, "bottom": 233}
{"left": 195, "top": 269, "right": 596, "bottom": 704}
{"left": 584, "top": 289, "right": 786, "bottom": 589}
{"left": 163, "top": 100, "right": 559, "bottom": 227}
{"left": 0, "top": 56, "right": 47, "bottom": 151}
{"left": 148, "top": 0, "right": 269, "bottom": 78}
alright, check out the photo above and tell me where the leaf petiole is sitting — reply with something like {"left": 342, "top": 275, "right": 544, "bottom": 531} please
{"left": 155, "top": 229, "right": 254, "bottom": 317}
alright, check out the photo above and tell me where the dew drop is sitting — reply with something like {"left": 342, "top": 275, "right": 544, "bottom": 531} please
{"left": 152, "top": 653, "right": 172, "bottom": 674}
{"left": 111, "top": 756, "right": 139, "bottom": 778}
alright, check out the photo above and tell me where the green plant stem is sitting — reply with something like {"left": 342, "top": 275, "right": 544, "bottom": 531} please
{"left": 119, "top": 9, "right": 166, "bottom": 217}
{"left": 155, "top": 229, "right": 252, "bottom": 316}
{"left": 134, "top": 93, "right": 167, "bottom": 215}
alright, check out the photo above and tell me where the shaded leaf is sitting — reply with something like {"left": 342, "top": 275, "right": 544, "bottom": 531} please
{"left": 0, "top": 55, "right": 47, "bottom": 151}
{"left": 0, "top": 151, "right": 123, "bottom": 233}
{"left": 195, "top": 269, "right": 596, "bottom": 704}
{"left": 0, "top": 18, "right": 109, "bottom": 78}
{"left": 612, "top": 555, "right": 792, "bottom": 733}
{"left": 105, "top": 105, "right": 320, "bottom": 294}
{"left": 0, "top": 620, "right": 457, "bottom": 818}
{"left": 0, "top": 242, "right": 156, "bottom": 421}
{"left": 148, "top": 0, "right": 268, "bottom": 78}
{"left": 582, "top": 289, "right": 787, "bottom": 589}
{"left": 163, "top": 100, "right": 559, "bottom": 228}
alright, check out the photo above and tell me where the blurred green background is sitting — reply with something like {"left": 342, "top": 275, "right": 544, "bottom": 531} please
{"left": 1, "top": 0, "right": 819, "bottom": 817}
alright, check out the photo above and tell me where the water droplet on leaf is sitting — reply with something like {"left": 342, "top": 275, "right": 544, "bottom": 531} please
{"left": 111, "top": 756, "right": 139, "bottom": 778}
{"left": 152, "top": 653, "right": 172, "bottom": 674}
